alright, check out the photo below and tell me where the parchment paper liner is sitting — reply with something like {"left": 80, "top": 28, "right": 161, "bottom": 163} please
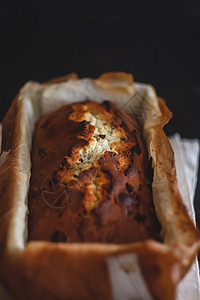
{"left": 0, "top": 73, "right": 199, "bottom": 300}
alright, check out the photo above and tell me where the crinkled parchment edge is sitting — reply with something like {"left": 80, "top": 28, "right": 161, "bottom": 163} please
{"left": 0, "top": 72, "right": 199, "bottom": 300}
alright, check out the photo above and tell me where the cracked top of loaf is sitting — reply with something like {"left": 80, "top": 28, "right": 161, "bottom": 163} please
{"left": 28, "top": 100, "right": 161, "bottom": 243}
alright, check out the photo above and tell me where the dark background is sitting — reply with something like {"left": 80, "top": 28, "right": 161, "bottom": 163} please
{"left": 1, "top": 1, "right": 200, "bottom": 224}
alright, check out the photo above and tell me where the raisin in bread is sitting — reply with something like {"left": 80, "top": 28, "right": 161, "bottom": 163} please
{"left": 28, "top": 100, "right": 161, "bottom": 243}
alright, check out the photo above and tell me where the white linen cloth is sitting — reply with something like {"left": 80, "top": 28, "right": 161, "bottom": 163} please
{"left": 170, "top": 134, "right": 200, "bottom": 300}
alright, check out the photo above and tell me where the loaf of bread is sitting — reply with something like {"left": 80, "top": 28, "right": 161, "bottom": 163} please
{"left": 29, "top": 99, "right": 161, "bottom": 243}
{"left": 1, "top": 73, "right": 200, "bottom": 300}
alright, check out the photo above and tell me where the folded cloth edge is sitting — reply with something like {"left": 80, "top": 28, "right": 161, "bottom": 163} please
{"left": 169, "top": 133, "right": 200, "bottom": 300}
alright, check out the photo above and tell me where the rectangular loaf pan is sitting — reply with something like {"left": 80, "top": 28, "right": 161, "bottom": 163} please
{"left": 0, "top": 72, "right": 199, "bottom": 300}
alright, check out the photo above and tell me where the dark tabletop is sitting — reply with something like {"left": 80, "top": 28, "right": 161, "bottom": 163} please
{"left": 1, "top": 1, "right": 200, "bottom": 226}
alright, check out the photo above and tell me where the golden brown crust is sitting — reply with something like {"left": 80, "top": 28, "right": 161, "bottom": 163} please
{"left": 29, "top": 100, "right": 161, "bottom": 244}
{"left": 0, "top": 72, "right": 200, "bottom": 300}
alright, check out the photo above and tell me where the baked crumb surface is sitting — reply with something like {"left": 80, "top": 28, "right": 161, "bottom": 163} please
{"left": 28, "top": 100, "right": 161, "bottom": 243}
